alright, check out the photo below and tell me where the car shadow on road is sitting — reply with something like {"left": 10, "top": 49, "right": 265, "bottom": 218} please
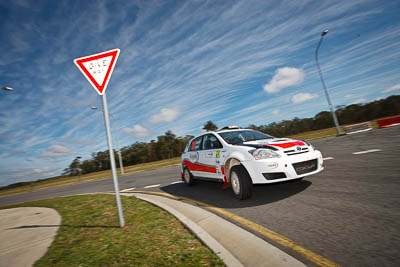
{"left": 160, "top": 179, "right": 312, "bottom": 208}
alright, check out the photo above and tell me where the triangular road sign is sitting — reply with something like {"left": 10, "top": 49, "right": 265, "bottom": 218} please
{"left": 74, "top": 48, "right": 120, "bottom": 95}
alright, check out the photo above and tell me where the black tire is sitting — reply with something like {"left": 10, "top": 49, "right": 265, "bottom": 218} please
{"left": 230, "top": 165, "right": 252, "bottom": 200}
{"left": 183, "top": 167, "right": 195, "bottom": 186}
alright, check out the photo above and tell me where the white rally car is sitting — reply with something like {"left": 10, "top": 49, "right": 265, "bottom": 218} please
{"left": 181, "top": 126, "right": 324, "bottom": 200}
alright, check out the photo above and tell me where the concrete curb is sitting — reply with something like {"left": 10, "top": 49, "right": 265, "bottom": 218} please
{"left": 129, "top": 193, "right": 243, "bottom": 267}
{"left": 126, "top": 192, "right": 305, "bottom": 267}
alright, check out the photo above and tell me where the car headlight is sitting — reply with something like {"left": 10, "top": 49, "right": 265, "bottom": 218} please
{"left": 304, "top": 141, "right": 315, "bottom": 150}
{"left": 249, "top": 149, "right": 281, "bottom": 160}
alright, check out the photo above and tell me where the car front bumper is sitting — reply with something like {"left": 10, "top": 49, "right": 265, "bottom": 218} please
{"left": 241, "top": 150, "right": 324, "bottom": 184}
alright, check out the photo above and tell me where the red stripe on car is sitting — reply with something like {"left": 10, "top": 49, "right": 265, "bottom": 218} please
{"left": 184, "top": 160, "right": 217, "bottom": 173}
{"left": 269, "top": 141, "right": 305, "bottom": 149}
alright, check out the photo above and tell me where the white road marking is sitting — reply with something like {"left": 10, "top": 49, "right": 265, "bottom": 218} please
{"left": 121, "top": 187, "right": 136, "bottom": 192}
{"left": 170, "top": 181, "right": 184, "bottom": 185}
{"left": 346, "top": 128, "right": 372, "bottom": 134}
{"left": 144, "top": 184, "right": 161, "bottom": 188}
{"left": 323, "top": 157, "right": 334, "bottom": 160}
{"left": 352, "top": 149, "right": 382, "bottom": 155}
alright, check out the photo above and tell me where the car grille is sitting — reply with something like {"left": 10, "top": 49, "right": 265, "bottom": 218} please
{"left": 262, "top": 172, "right": 287, "bottom": 180}
{"left": 284, "top": 147, "right": 309, "bottom": 156}
{"left": 292, "top": 159, "right": 318, "bottom": 175}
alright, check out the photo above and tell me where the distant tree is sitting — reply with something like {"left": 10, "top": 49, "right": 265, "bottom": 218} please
{"left": 61, "top": 168, "right": 71, "bottom": 176}
{"left": 183, "top": 135, "right": 194, "bottom": 142}
{"left": 202, "top": 120, "right": 218, "bottom": 132}
{"left": 80, "top": 159, "right": 97, "bottom": 174}
{"left": 63, "top": 156, "right": 82, "bottom": 176}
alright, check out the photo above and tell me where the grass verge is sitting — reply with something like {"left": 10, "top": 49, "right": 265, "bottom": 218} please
{"left": 287, "top": 127, "right": 344, "bottom": 141}
{"left": 0, "top": 194, "right": 224, "bottom": 266}
{"left": 287, "top": 119, "right": 379, "bottom": 141}
{"left": 0, "top": 158, "right": 181, "bottom": 197}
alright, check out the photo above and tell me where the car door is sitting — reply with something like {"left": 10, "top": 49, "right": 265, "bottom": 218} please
{"left": 185, "top": 135, "right": 205, "bottom": 177}
{"left": 198, "top": 134, "right": 225, "bottom": 180}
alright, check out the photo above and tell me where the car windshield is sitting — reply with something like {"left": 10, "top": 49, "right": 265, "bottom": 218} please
{"left": 217, "top": 130, "right": 273, "bottom": 145}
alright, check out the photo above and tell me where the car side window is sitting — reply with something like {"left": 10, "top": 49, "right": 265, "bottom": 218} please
{"left": 202, "top": 134, "right": 223, "bottom": 150}
{"left": 189, "top": 136, "right": 203, "bottom": 151}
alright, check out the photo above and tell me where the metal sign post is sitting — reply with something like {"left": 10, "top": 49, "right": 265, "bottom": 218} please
{"left": 102, "top": 92, "right": 125, "bottom": 228}
{"left": 74, "top": 49, "right": 125, "bottom": 228}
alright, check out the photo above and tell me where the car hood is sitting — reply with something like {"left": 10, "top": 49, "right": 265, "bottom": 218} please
{"left": 238, "top": 138, "right": 307, "bottom": 151}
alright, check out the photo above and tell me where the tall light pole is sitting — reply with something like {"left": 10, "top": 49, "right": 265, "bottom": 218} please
{"left": 91, "top": 106, "right": 125, "bottom": 175}
{"left": 315, "top": 30, "right": 341, "bottom": 136}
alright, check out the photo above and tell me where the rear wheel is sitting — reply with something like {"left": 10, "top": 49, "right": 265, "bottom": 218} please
{"left": 230, "top": 165, "right": 252, "bottom": 200}
{"left": 183, "top": 167, "right": 195, "bottom": 186}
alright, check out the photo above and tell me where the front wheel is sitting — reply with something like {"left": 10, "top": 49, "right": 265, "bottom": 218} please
{"left": 183, "top": 167, "right": 195, "bottom": 186}
{"left": 230, "top": 165, "right": 252, "bottom": 200}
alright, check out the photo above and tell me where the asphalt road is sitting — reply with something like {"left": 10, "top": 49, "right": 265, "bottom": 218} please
{"left": 1, "top": 126, "right": 399, "bottom": 266}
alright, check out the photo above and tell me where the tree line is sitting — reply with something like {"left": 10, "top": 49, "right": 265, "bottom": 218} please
{"left": 63, "top": 95, "right": 399, "bottom": 176}
{"left": 62, "top": 131, "right": 192, "bottom": 176}
{"left": 248, "top": 95, "right": 399, "bottom": 137}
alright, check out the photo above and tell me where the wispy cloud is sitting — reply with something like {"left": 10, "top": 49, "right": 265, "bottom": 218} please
{"left": 40, "top": 145, "right": 75, "bottom": 158}
{"left": 292, "top": 93, "right": 319, "bottom": 104}
{"left": 352, "top": 98, "right": 366, "bottom": 104}
{"left": 124, "top": 125, "right": 150, "bottom": 138}
{"left": 382, "top": 83, "right": 400, "bottom": 93}
{"left": 272, "top": 109, "right": 281, "bottom": 116}
{"left": 149, "top": 107, "right": 181, "bottom": 124}
{"left": 0, "top": 166, "right": 60, "bottom": 187}
{"left": 263, "top": 67, "right": 305, "bottom": 94}
{"left": 57, "top": 138, "right": 96, "bottom": 146}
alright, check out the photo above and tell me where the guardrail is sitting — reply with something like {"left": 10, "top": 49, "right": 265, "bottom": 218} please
{"left": 377, "top": 115, "right": 400, "bottom": 128}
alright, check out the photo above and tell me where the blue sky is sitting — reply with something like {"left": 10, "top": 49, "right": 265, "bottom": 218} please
{"left": 1, "top": 0, "right": 400, "bottom": 186}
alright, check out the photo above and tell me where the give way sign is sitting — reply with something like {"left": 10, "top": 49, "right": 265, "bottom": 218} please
{"left": 74, "top": 48, "right": 120, "bottom": 95}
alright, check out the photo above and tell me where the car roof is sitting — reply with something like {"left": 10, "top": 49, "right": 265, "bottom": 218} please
{"left": 189, "top": 128, "right": 257, "bottom": 141}
{"left": 216, "top": 128, "right": 253, "bottom": 134}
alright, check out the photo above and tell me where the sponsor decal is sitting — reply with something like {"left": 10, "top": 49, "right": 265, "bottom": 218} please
{"left": 267, "top": 163, "right": 278, "bottom": 168}
{"left": 189, "top": 152, "right": 199, "bottom": 163}
{"left": 216, "top": 150, "right": 220, "bottom": 158}
{"left": 206, "top": 151, "right": 214, "bottom": 158}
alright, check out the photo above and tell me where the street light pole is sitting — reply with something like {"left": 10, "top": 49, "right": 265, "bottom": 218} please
{"left": 91, "top": 107, "right": 125, "bottom": 175}
{"left": 315, "top": 30, "right": 341, "bottom": 136}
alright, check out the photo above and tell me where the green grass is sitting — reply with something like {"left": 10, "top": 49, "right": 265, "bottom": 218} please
{"left": 286, "top": 127, "right": 344, "bottom": 141}
{"left": 0, "top": 158, "right": 181, "bottom": 197}
{"left": 287, "top": 119, "right": 379, "bottom": 141}
{"left": 0, "top": 194, "right": 224, "bottom": 267}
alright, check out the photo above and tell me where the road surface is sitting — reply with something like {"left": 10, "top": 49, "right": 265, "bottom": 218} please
{"left": 1, "top": 126, "right": 399, "bottom": 266}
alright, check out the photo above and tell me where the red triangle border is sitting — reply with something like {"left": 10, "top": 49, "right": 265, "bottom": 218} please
{"left": 74, "top": 49, "right": 120, "bottom": 95}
